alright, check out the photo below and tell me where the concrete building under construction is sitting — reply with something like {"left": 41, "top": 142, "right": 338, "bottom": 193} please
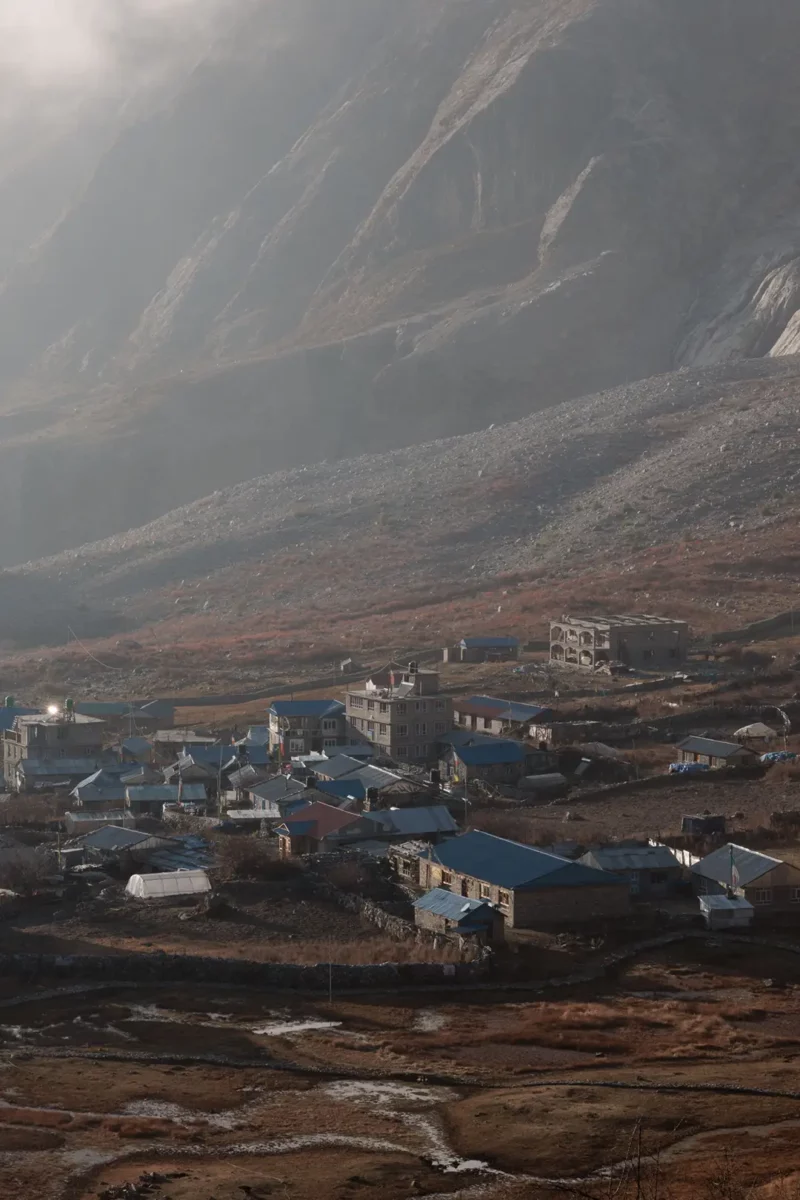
{"left": 550, "top": 614, "right": 689, "bottom": 671}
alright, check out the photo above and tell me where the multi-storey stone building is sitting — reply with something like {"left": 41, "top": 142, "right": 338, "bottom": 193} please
{"left": 346, "top": 664, "right": 453, "bottom": 762}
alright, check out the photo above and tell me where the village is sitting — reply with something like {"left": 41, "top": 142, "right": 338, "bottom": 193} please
{"left": 3, "top": 610, "right": 800, "bottom": 1200}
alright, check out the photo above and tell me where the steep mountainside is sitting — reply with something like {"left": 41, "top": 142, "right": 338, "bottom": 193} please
{"left": 3, "top": 0, "right": 800, "bottom": 569}
{"left": 4, "top": 357, "right": 799, "bottom": 648}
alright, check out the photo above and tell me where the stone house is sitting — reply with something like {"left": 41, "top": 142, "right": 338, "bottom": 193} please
{"left": 440, "top": 740, "right": 529, "bottom": 786}
{"left": 268, "top": 700, "right": 347, "bottom": 758}
{"left": 414, "top": 887, "right": 505, "bottom": 944}
{"left": 691, "top": 844, "right": 800, "bottom": 915}
{"left": 579, "top": 843, "right": 683, "bottom": 899}
{"left": 417, "top": 830, "right": 629, "bottom": 929}
{"left": 276, "top": 801, "right": 361, "bottom": 857}
{"left": 3, "top": 711, "right": 107, "bottom": 791}
{"left": 550, "top": 614, "right": 688, "bottom": 671}
{"left": 676, "top": 736, "right": 759, "bottom": 769}
{"left": 454, "top": 695, "right": 553, "bottom": 736}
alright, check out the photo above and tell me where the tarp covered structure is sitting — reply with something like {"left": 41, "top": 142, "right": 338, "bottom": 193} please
{"left": 125, "top": 869, "right": 211, "bottom": 899}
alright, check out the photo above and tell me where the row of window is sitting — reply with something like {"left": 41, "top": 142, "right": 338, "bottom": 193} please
{"left": 751, "top": 888, "right": 800, "bottom": 905}
{"left": 439, "top": 872, "right": 510, "bottom": 909}
{"left": 348, "top": 697, "right": 447, "bottom": 714}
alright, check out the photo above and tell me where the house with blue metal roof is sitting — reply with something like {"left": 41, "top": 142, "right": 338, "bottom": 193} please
{"left": 414, "top": 887, "right": 504, "bottom": 943}
{"left": 444, "top": 636, "right": 520, "bottom": 663}
{"left": 417, "top": 830, "right": 628, "bottom": 929}
{"left": 268, "top": 699, "right": 346, "bottom": 758}
{"left": 454, "top": 695, "right": 554, "bottom": 735}
{"left": 440, "top": 738, "right": 542, "bottom": 787}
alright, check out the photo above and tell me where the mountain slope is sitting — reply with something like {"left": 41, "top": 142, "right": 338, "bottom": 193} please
{"left": 3, "top": 1, "right": 800, "bottom": 570}
{"left": 4, "top": 357, "right": 798, "bottom": 649}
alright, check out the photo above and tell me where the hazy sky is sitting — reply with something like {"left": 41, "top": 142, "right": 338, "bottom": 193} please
{"left": 0, "top": 0, "right": 238, "bottom": 95}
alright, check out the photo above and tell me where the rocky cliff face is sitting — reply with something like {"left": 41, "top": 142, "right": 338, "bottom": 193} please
{"left": 2, "top": 0, "right": 800, "bottom": 566}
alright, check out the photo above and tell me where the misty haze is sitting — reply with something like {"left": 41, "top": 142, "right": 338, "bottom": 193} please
{"left": 1, "top": 7, "right": 800, "bottom": 1200}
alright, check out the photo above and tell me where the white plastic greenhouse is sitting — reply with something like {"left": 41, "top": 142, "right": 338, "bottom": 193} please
{"left": 125, "top": 870, "right": 211, "bottom": 900}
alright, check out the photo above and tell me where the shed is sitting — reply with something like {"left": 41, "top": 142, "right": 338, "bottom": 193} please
{"left": 699, "top": 895, "right": 754, "bottom": 930}
{"left": 414, "top": 888, "right": 504, "bottom": 942}
{"left": 125, "top": 870, "right": 211, "bottom": 900}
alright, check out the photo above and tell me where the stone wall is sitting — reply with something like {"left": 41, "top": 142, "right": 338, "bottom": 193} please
{"left": 0, "top": 951, "right": 486, "bottom": 990}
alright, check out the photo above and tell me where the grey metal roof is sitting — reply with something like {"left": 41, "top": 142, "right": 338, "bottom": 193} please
{"left": 316, "top": 755, "right": 367, "bottom": 779}
{"left": 580, "top": 845, "right": 681, "bottom": 873}
{"left": 80, "top": 827, "right": 152, "bottom": 852}
{"left": 363, "top": 805, "right": 459, "bottom": 838}
{"left": 677, "top": 736, "right": 754, "bottom": 759}
{"left": 691, "top": 843, "right": 783, "bottom": 887}
{"left": 127, "top": 784, "right": 206, "bottom": 803}
{"left": 346, "top": 764, "right": 404, "bottom": 790}
{"left": 699, "top": 895, "right": 754, "bottom": 911}
{"left": 249, "top": 775, "right": 307, "bottom": 802}
{"left": 414, "top": 887, "right": 494, "bottom": 923}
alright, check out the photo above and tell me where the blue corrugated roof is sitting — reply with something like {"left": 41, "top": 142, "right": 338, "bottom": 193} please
{"left": 459, "top": 637, "right": 519, "bottom": 649}
{"left": 427, "top": 831, "right": 624, "bottom": 891}
{"left": 0, "top": 706, "right": 40, "bottom": 732}
{"left": 464, "top": 696, "right": 553, "bottom": 722}
{"left": 415, "top": 887, "right": 494, "bottom": 923}
{"left": 454, "top": 742, "right": 526, "bottom": 766}
{"left": 436, "top": 729, "right": 497, "bottom": 748}
{"left": 270, "top": 700, "right": 345, "bottom": 718}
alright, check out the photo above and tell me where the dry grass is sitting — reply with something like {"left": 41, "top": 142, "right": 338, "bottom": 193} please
{"left": 262, "top": 936, "right": 472, "bottom": 965}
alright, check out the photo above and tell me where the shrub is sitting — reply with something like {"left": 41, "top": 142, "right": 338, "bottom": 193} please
{"left": 210, "top": 834, "right": 299, "bottom": 882}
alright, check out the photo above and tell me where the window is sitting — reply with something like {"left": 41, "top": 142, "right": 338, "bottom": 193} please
{"left": 367, "top": 722, "right": 375, "bottom": 733}
{"left": 415, "top": 700, "right": 427, "bottom": 712}
{"left": 367, "top": 700, "right": 375, "bottom": 711}
{"left": 323, "top": 738, "right": 338, "bottom": 749}
{"left": 416, "top": 723, "right": 427, "bottom": 736}
{"left": 480, "top": 884, "right": 491, "bottom": 899}
{"left": 434, "top": 722, "right": 445, "bottom": 735}
{"left": 642, "top": 649, "right": 654, "bottom": 661}
{"left": 482, "top": 717, "right": 492, "bottom": 729}
{"left": 396, "top": 703, "right": 407, "bottom": 715}
{"left": 322, "top": 719, "right": 338, "bottom": 732}
{"left": 380, "top": 724, "right": 388, "bottom": 735}
{"left": 503, "top": 764, "right": 516, "bottom": 778}
{"left": 435, "top": 700, "right": 445, "bottom": 711}
{"left": 498, "top": 890, "right": 510, "bottom": 909}
{"left": 668, "top": 648, "right": 679, "bottom": 659}
{"left": 395, "top": 746, "right": 407, "bottom": 758}
{"left": 350, "top": 696, "right": 364, "bottom": 709}
{"left": 650, "top": 872, "right": 667, "bottom": 885}
{"left": 791, "top": 888, "right": 800, "bottom": 904}
{"left": 57, "top": 724, "right": 69, "bottom": 741}
{"left": 379, "top": 703, "right": 389, "bottom": 714}
{"left": 753, "top": 888, "right": 773, "bottom": 905}
{"left": 440, "top": 871, "right": 452, "bottom": 888}
{"left": 397, "top": 724, "right": 408, "bottom": 736}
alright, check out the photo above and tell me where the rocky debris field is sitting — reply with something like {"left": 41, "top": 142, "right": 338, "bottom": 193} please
{"left": 4, "top": 357, "right": 798, "bottom": 642}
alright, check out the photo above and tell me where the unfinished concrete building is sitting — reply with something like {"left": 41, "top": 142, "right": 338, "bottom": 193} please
{"left": 550, "top": 614, "right": 689, "bottom": 671}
